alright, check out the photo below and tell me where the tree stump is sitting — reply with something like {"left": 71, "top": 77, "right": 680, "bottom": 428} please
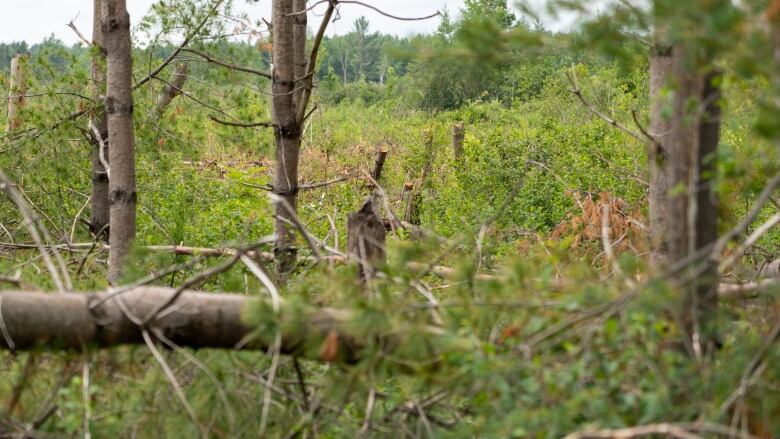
{"left": 6, "top": 53, "right": 28, "bottom": 132}
{"left": 452, "top": 122, "right": 464, "bottom": 159}
{"left": 347, "top": 195, "right": 386, "bottom": 281}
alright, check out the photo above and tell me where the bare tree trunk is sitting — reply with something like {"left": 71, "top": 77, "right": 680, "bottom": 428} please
{"left": 691, "top": 70, "right": 721, "bottom": 353}
{"left": 152, "top": 62, "right": 188, "bottom": 116}
{"left": 0, "top": 288, "right": 355, "bottom": 362}
{"left": 370, "top": 146, "right": 388, "bottom": 184}
{"left": 103, "top": 0, "right": 136, "bottom": 283}
{"left": 90, "top": 0, "right": 110, "bottom": 241}
{"left": 6, "top": 53, "right": 28, "bottom": 132}
{"left": 405, "top": 130, "right": 435, "bottom": 225}
{"left": 648, "top": 46, "right": 672, "bottom": 267}
{"left": 452, "top": 122, "right": 464, "bottom": 159}
{"left": 667, "top": 44, "right": 722, "bottom": 356}
{"left": 0, "top": 287, "right": 344, "bottom": 353}
{"left": 292, "top": 0, "right": 307, "bottom": 110}
{"left": 347, "top": 196, "right": 386, "bottom": 282}
{"left": 271, "top": 0, "right": 303, "bottom": 274}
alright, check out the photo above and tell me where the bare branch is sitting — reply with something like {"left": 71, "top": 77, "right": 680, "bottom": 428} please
{"left": 133, "top": 0, "right": 223, "bottom": 90}
{"left": 566, "top": 70, "right": 645, "bottom": 143}
{"left": 208, "top": 115, "right": 274, "bottom": 128}
{"left": 181, "top": 48, "right": 271, "bottom": 78}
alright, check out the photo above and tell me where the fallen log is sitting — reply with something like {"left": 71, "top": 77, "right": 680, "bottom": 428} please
{"left": 0, "top": 287, "right": 352, "bottom": 360}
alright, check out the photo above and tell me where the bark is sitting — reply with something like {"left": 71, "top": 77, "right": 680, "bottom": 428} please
{"left": 666, "top": 45, "right": 699, "bottom": 266}
{"left": 152, "top": 62, "right": 189, "bottom": 116}
{"left": 102, "top": 0, "right": 136, "bottom": 282}
{"left": 347, "top": 196, "right": 387, "bottom": 281}
{"left": 292, "top": 0, "right": 307, "bottom": 110}
{"left": 0, "top": 288, "right": 354, "bottom": 361}
{"left": 271, "top": 0, "right": 303, "bottom": 274}
{"left": 90, "top": 0, "right": 110, "bottom": 240}
{"left": 648, "top": 46, "right": 672, "bottom": 267}
{"left": 452, "top": 122, "right": 464, "bottom": 159}
{"left": 370, "top": 146, "right": 389, "bottom": 184}
{"left": 6, "top": 53, "right": 28, "bottom": 132}
{"left": 405, "top": 130, "right": 435, "bottom": 225}
{"left": 691, "top": 71, "right": 721, "bottom": 351}
{"left": 667, "top": 44, "right": 722, "bottom": 355}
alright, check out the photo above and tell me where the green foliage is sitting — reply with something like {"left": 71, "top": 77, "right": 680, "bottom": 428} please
{"left": 1, "top": 0, "right": 780, "bottom": 437}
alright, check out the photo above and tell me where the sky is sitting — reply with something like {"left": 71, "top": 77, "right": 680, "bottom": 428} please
{"left": 0, "top": 0, "right": 472, "bottom": 45}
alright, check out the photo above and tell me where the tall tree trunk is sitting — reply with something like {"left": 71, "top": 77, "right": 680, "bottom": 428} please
{"left": 90, "top": 0, "right": 110, "bottom": 241}
{"left": 103, "top": 0, "right": 136, "bottom": 283}
{"left": 690, "top": 70, "right": 721, "bottom": 354}
{"left": 667, "top": 45, "right": 721, "bottom": 357}
{"left": 271, "top": 0, "right": 302, "bottom": 274}
{"left": 648, "top": 45, "right": 672, "bottom": 267}
{"left": 6, "top": 53, "right": 28, "bottom": 132}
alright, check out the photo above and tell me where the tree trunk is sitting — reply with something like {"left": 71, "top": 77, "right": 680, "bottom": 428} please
{"left": 103, "top": 0, "right": 136, "bottom": 283}
{"left": 271, "top": 0, "right": 303, "bottom": 274}
{"left": 90, "top": 0, "right": 110, "bottom": 241}
{"left": 6, "top": 53, "right": 28, "bottom": 132}
{"left": 370, "top": 146, "right": 388, "bottom": 184}
{"left": 452, "top": 122, "right": 464, "bottom": 159}
{"left": 0, "top": 288, "right": 355, "bottom": 363}
{"left": 347, "top": 196, "right": 387, "bottom": 282}
{"left": 292, "top": 0, "right": 307, "bottom": 110}
{"left": 691, "top": 70, "right": 721, "bottom": 353}
{"left": 667, "top": 44, "right": 722, "bottom": 356}
{"left": 152, "top": 62, "right": 188, "bottom": 116}
{"left": 648, "top": 46, "right": 672, "bottom": 267}
{"left": 405, "top": 130, "right": 435, "bottom": 225}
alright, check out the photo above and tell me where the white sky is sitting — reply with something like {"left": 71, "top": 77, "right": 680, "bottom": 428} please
{"left": 0, "top": 0, "right": 471, "bottom": 45}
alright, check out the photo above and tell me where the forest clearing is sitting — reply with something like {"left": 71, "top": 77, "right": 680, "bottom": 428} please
{"left": 1, "top": 0, "right": 780, "bottom": 437}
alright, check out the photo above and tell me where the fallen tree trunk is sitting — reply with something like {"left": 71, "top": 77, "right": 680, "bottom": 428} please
{"left": 0, "top": 287, "right": 349, "bottom": 358}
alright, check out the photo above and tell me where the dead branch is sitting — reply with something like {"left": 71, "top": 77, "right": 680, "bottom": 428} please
{"left": 133, "top": 1, "right": 223, "bottom": 90}
{"left": 209, "top": 115, "right": 274, "bottom": 128}
{"left": 180, "top": 47, "right": 271, "bottom": 78}
{"left": 566, "top": 70, "right": 645, "bottom": 144}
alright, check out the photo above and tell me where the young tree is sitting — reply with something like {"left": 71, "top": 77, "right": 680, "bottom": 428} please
{"left": 102, "top": 0, "right": 136, "bottom": 282}
{"left": 89, "top": 0, "right": 110, "bottom": 240}
{"left": 270, "top": 0, "right": 334, "bottom": 274}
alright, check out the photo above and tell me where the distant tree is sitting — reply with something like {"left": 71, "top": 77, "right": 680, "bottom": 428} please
{"left": 461, "top": 0, "right": 516, "bottom": 29}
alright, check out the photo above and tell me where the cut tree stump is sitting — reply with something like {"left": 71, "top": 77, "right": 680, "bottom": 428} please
{"left": 347, "top": 196, "right": 386, "bottom": 281}
{"left": 6, "top": 53, "right": 28, "bottom": 132}
{"left": 452, "top": 122, "right": 464, "bottom": 159}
